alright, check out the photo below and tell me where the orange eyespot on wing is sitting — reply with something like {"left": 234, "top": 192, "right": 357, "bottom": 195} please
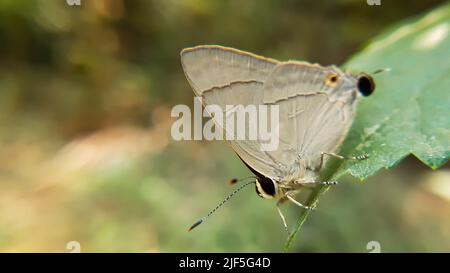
{"left": 324, "top": 73, "right": 340, "bottom": 88}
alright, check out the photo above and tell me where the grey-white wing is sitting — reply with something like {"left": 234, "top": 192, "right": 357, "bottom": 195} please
{"left": 181, "top": 47, "right": 358, "bottom": 179}
{"left": 180, "top": 45, "right": 278, "bottom": 98}
{"left": 180, "top": 45, "right": 281, "bottom": 177}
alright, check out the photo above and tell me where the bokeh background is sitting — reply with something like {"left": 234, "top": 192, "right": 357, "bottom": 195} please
{"left": 0, "top": 0, "right": 449, "bottom": 252}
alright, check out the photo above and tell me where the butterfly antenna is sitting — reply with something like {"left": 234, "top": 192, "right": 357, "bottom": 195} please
{"left": 229, "top": 176, "right": 256, "bottom": 185}
{"left": 372, "top": 68, "right": 391, "bottom": 75}
{"left": 188, "top": 180, "right": 255, "bottom": 232}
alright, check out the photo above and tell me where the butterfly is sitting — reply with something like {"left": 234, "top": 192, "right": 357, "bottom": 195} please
{"left": 181, "top": 45, "right": 375, "bottom": 231}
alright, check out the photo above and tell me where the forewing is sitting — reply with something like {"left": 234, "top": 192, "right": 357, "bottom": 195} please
{"left": 180, "top": 46, "right": 281, "bottom": 177}
{"left": 180, "top": 45, "right": 278, "bottom": 97}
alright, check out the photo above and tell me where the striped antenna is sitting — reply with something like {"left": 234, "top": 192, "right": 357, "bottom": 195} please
{"left": 188, "top": 179, "right": 255, "bottom": 232}
{"left": 229, "top": 176, "right": 255, "bottom": 185}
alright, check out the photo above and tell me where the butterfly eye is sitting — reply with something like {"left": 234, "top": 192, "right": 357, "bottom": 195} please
{"left": 324, "top": 73, "right": 340, "bottom": 88}
{"left": 357, "top": 74, "right": 375, "bottom": 96}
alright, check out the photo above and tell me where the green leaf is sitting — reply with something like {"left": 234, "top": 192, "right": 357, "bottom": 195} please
{"left": 337, "top": 3, "right": 450, "bottom": 179}
{"left": 285, "top": 3, "right": 450, "bottom": 251}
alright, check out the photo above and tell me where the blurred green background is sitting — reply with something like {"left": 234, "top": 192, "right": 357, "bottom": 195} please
{"left": 0, "top": 0, "right": 449, "bottom": 252}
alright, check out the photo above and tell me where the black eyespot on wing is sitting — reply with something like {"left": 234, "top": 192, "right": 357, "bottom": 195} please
{"left": 235, "top": 152, "right": 276, "bottom": 197}
{"left": 257, "top": 176, "right": 276, "bottom": 196}
{"left": 357, "top": 75, "right": 375, "bottom": 96}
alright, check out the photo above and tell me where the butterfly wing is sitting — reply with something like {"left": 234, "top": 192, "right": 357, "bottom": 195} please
{"left": 180, "top": 45, "right": 278, "bottom": 98}
{"left": 181, "top": 45, "right": 281, "bottom": 177}
{"left": 181, "top": 46, "right": 359, "bottom": 180}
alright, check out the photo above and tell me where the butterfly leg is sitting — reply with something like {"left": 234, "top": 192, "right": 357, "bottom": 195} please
{"left": 317, "top": 151, "right": 369, "bottom": 170}
{"left": 319, "top": 181, "right": 338, "bottom": 185}
{"left": 286, "top": 194, "right": 316, "bottom": 210}
{"left": 321, "top": 152, "right": 369, "bottom": 161}
{"left": 276, "top": 198, "right": 289, "bottom": 233}
{"left": 298, "top": 179, "right": 338, "bottom": 188}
